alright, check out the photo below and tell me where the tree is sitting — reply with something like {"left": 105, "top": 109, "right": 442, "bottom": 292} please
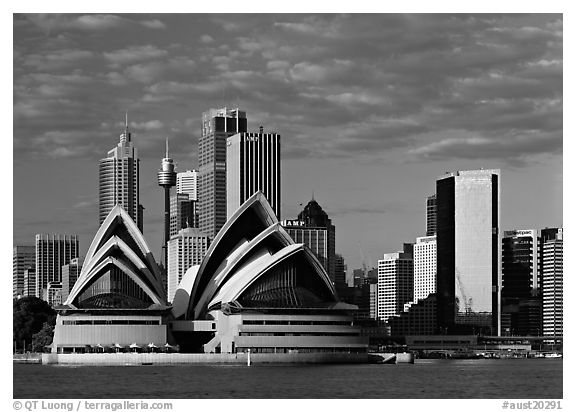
{"left": 13, "top": 297, "right": 56, "bottom": 351}
{"left": 32, "top": 322, "right": 55, "bottom": 352}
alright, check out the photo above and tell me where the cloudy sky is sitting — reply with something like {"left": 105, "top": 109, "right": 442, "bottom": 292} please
{"left": 13, "top": 13, "right": 563, "bottom": 274}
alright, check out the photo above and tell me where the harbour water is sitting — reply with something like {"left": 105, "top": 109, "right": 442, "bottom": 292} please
{"left": 13, "top": 359, "right": 562, "bottom": 399}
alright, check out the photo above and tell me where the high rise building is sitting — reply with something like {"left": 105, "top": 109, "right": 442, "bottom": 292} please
{"left": 61, "top": 257, "right": 82, "bottom": 303}
{"left": 170, "top": 193, "right": 197, "bottom": 237}
{"left": 377, "top": 245, "right": 414, "bottom": 322}
{"left": 501, "top": 229, "right": 540, "bottom": 336}
{"left": 23, "top": 268, "right": 36, "bottom": 297}
{"left": 35, "top": 234, "right": 79, "bottom": 299}
{"left": 198, "top": 107, "right": 247, "bottom": 239}
{"left": 177, "top": 170, "right": 198, "bottom": 200}
{"left": 13, "top": 245, "right": 35, "bottom": 298}
{"left": 413, "top": 235, "right": 436, "bottom": 303}
{"left": 281, "top": 198, "right": 336, "bottom": 283}
{"left": 334, "top": 253, "right": 347, "bottom": 291}
{"left": 167, "top": 227, "right": 210, "bottom": 303}
{"left": 44, "top": 281, "right": 63, "bottom": 307}
{"left": 226, "top": 130, "right": 281, "bottom": 219}
{"left": 542, "top": 228, "right": 562, "bottom": 338}
{"left": 388, "top": 294, "right": 437, "bottom": 336}
{"left": 426, "top": 194, "right": 437, "bottom": 236}
{"left": 99, "top": 115, "right": 142, "bottom": 231}
{"left": 436, "top": 169, "right": 501, "bottom": 335}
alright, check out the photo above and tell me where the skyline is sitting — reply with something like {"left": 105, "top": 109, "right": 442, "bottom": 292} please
{"left": 13, "top": 13, "right": 563, "bottom": 272}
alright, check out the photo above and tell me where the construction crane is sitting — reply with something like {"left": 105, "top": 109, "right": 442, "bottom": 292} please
{"left": 455, "top": 269, "right": 473, "bottom": 314}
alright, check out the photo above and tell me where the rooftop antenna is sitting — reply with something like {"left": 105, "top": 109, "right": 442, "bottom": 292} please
{"left": 312, "top": 190, "right": 315, "bottom": 201}
{"left": 165, "top": 137, "right": 169, "bottom": 158}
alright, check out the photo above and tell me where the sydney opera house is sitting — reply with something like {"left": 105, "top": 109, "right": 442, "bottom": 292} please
{"left": 52, "top": 192, "right": 368, "bottom": 356}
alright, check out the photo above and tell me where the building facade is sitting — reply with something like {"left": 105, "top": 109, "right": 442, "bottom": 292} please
{"left": 281, "top": 199, "right": 336, "bottom": 284}
{"left": 541, "top": 228, "right": 562, "bottom": 338}
{"left": 177, "top": 170, "right": 198, "bottom": 201}
{"left": 226, "top": 131, "right": 281, "bottom": 220}
{"left": 35, "top": 234, "right": 79, "bottom": 300}
{"left": 377, "top": 245, "right": 414, "bottom": 322}
{"left": 198, "top": 107, "right": 247, "bottom": 239}
{"left": 99, "top": 118, "right": 142, "bottom": 231}
{"left": 436, "top": 169, "right": 501, "bottom": 335}
{"left": 13, "top": 245, "right": 35, "bottom": 298}
{"left": 167, "top": 227, "right": 210, "bottom": 303}
{"left": 501, "top": 229, "right": 540, "bottom": 336}
{"left": 426, "top": 194, "right": 437, "bottom": 236}
{"left": 23, "top": 268, "right": 36, "bottom": 297}
{"left": 413, "top": 235, "right": 436, "bottom": 304}
{"left": 170, "top": 193, "right": 197, "bottom": 237}
{"left": 61, "top": 258, "right": 83, "bottom": 304}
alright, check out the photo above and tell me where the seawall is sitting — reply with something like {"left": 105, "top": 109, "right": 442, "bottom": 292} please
{"left": 42, "top": 352, "right": 371, "bottom": 365}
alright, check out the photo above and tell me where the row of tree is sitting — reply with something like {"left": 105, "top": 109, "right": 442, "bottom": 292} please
{"left": 13, "top": 296, "right": 56, "bottom": 353}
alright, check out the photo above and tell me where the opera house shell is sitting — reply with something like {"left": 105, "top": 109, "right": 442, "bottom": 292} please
{"left": 51, "top": 205, "right": 170, "bottom": 353}
{"left": 51, "top": 193, "right": 368, "bottom": 356}
{"left": 171, "top": 192, "right": 368, "bottom": 354}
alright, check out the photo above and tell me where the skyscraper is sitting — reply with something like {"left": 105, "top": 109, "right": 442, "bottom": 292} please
{"left": 35, "top": 234, "right": 79, "bottom": 299}
{"left": 426, "top": 194, "right": 437, "bottom": 236}
{"left": 13, "top": 245, "right": 35, "bottom": 298}
{"left": 198, "top": 107, "right": 247, "bottom": 239}
{"left": 177, "top": 170, "right": 198, "bottom": 201}
{"left": 413, "top": 235, "right": 436, "bottom": 304}
{"left": 281, "top": 198, "right": 336, "bottom": 283}
{"left": 226, "top": 129, "right": 281, "bottom": 219}
{"left": 436, "top": 169, "right": 501, "bottom": 335}
{"left": 377, "top": 245, "right": 414, "bottom": 322}
{"left": 501, "top": 229, "right": 540, "bottom": 335}
{"left": 170, "top": 193, "right": 197, "bottom": 237}
{"left": 61, "top": 257, "right": 83, "bottom": 303}
{"left": 541, "top": 228, "right": 562, "bottom": 338}
{"left": 167, "top": 227, "right": 210, "bottom": 303}
{"left": 99, "top": 115, "right": 142, "bottom": 231}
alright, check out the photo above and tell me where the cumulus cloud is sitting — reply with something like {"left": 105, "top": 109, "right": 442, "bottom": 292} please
{"left": 103, "top": 45, "right": 169, "bottom": 66}
{"left": 140, "top": 19, "right": 166, "bottom": 29}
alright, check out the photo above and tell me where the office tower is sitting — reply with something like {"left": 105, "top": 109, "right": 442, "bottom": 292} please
{"left": 170, "top": 193, "right": 197, "bottom": 237}
{"left": 542, "top": 228, "right": 562, "bottom": 338}
{"left": 281, "top": 198, "right": 336, "bottom": 283}
{"left": 13, "top": 245, "right": 35, "bottom": 298}
{"left": 436, "top": 169, "right": 501, "bottom": 335}
{"left": 61, "top": 257, "right": 82, "bottom": 303}
{"left": 23, "top": 268, "right": 36, "bottom": 297}
{"left": 198, "top": 107, "right": 247, "bottom": 239}
{"left": 426, "top": 194, "right": 437, "bottom": 236}
{"left": 226, "top": 130, "right": 281, "bottom": 219}
{"left": 167, "top": 227, "right": 210, "bottom": 303}
{"left": 334, "top": 253, "right": 347, "bottom": 291}
{"left": 158, "top": 139, "right": 177, "bottom": 270}
{"left": 377, "top": 244, "right": 414, "bottom": 322}
{"left": 177, "top": 170, "right": 198, "bottom": 201}
{"left": 501, "top": 230, "right": 540, "bottom": 335}
{"left": 35, "top": 234, "right": 79, "bottom": 299}
{"left": 99, "top": 115, "right": 142, "bottom": 231}
{"left": 44, "top": 282, "right": 62, "bottom": 307}
{"left": 413, "top": 235, "right": 436, "bottom": 303}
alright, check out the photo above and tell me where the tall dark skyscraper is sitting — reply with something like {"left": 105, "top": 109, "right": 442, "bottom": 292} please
{"left": 226, "top": 130, "right": 281, "bottom": 219}
{"left": 198, "top": 107, "right": 247, "bottom": 239}
{"left": 436, "top": 169, "right": 501, "bottom": 335}
{"left": 426, "top": 194, "right": 437, "bottom": 236}
{"left": 501, "top": 229, "right": 540, "bottom": 336}
{"left": 99, "top": 115, "right": 142, "bottom": 231}
{"left": 282, "top": 198, "right": 336, "bottom": 284}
